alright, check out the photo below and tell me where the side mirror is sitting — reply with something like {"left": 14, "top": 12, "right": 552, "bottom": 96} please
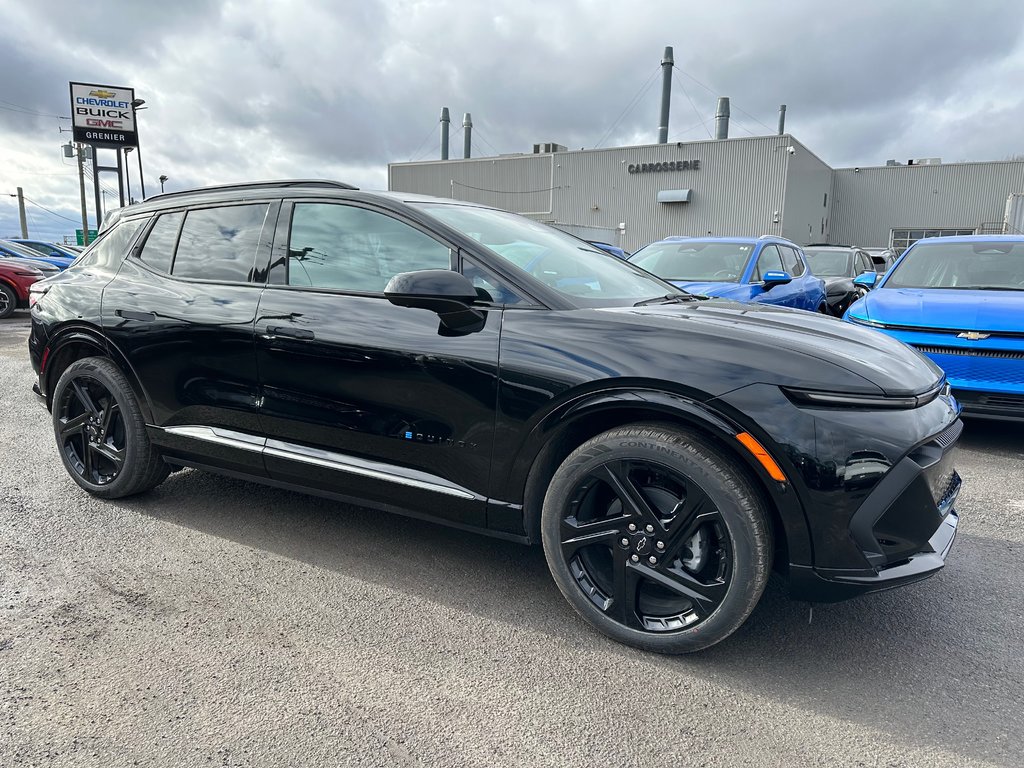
{"left": 385, "top": 269, "right": 485, "bottom": 333}
{"left": 853, "top": 271, "right": 879, "bottom": 290}
{"left": 762, "top": 270, "right": 793, "bottom": 289}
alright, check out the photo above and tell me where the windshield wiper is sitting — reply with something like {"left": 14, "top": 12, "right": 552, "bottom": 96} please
{"left": 633, "top": 294, "right": 698, "bottom": 306}
{"left": 955, "top": 285, "right": 1024, "bottom": 292}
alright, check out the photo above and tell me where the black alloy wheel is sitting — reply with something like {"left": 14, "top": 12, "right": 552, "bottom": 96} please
{"left": 0, "top": 283, "right": 15, "bottom": 319}
{"left": 542, "top": 425, "right": 772, "bottom": 653}
{"left": 52, "top": 357, "right": 170, "bottom": 498}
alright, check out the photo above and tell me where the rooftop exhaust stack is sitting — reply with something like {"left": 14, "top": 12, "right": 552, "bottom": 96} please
{"left": 715, "top": 97, "right": 730, "bottom": 140}
{"left": 657, "top": 46, "right": 674, "bottom": 144}
{"left": 463, "top": 113, "right": 472, "bottom": 159}
{"left": 778, "top": 104, "right": 787, "bottom": 135}
{"left": 440, "top": 107, "right": 450, "bottom": 160}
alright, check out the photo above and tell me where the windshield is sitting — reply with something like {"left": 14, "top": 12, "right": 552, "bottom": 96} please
{"left": 804, "top": 250, "right": 853, "bottom": 277}
{"left": 0, "top": 240, "right": 56, "bottom": 260}
{"left": 416, "top": 203, "right": 683, "bottom": 305}
{"left": 629, "top": 241, "right": 752, "bottom": 283}
{"left": 884, "top": 241, "right": 1024, "bottom": 290}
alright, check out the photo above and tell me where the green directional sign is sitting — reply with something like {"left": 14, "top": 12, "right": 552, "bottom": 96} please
{"left": 76, "top": 228, "right": 98, "bottom": 245}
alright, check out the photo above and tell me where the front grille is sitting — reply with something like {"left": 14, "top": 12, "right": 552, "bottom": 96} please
{"left": 957, "top": 391, "right": 1024, "bottom": 411}
{"left": 912, "top": 345, "right": 1024, "bottom": 360}
{"left": 931, "top": 419, "right": 963, "bottom": 450}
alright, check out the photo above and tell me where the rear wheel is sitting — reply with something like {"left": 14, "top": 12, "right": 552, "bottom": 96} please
{"left": 52, "top": 357, "right": 169, "bottom": 499}
{"left": 541, "top": 425, "right": 772, "bottom": 653}
{"left": 0, "top": 283, "right": 16, "bottom": 319}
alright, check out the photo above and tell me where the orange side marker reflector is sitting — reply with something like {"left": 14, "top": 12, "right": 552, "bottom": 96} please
{"left": 735, "top": 432, "right": 787, "bottom": 483}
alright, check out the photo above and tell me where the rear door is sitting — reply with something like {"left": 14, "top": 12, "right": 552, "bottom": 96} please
{"left": 102, "top": 201, "right": 277, "bottom": 475}
{"left": 254, "top": 199, "right": 502, "bottom": 527}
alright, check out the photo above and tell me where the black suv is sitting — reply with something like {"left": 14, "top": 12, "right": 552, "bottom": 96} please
{"left": 802, "top": 245, "right": 879, "bottom": 316}
{"left": 29, "top": 181, "right": 962, "bottom": 653}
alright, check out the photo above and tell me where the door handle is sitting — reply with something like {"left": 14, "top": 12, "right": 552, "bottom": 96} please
{"left": 267, "top": 325, "right": 315, "bottom": 340}
{"left": 116, "top": 309, "right": 156, "bottom": 322}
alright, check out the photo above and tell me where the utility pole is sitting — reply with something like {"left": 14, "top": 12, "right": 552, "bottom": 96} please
{"left": 75, "top": 144, "right": 90, "bottom": 245}
{"left": 15, "top": 187, "right": 28, "bottom": 238}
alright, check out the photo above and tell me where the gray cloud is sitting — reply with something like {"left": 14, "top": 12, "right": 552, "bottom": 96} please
{"left": 1, "top": 0, "right": 1022, "bottom": 240}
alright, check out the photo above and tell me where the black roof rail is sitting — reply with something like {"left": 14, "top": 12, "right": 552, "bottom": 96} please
{"left": 143, "top": 179, "right": 359, "bottom": 203}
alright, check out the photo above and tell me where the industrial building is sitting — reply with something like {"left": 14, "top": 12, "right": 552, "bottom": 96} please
{"left": 388, "top": 51, "right": 1024, "bottom": 254}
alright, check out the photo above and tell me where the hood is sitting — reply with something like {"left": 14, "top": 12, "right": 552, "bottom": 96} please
{"left": 587, "top": 299, "right": 943, "bottom": 397}
{"left": 669, "top": 280, "right": 751, "bottom": 300}
{"left": 856, "top": 287, "right": 1023, "bottom": 333}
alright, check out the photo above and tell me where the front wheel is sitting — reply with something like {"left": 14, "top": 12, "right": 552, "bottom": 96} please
{"left": 51, "top": 357, "right": 170, "bottom": 499}
{"left": 0, "top": 282, "right": 16, "bottom": 319}
{"left": 541, "top": 425, "right": 772, "bottom": 653}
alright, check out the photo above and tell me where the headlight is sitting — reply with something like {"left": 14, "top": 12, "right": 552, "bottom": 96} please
{"left": 782, "top": 383, "right": 942, "bottom": 409}
{"left": 846, "top": 313, "right": 887, "bottom": 328}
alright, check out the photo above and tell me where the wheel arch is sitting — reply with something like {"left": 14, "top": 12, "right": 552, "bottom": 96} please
{"left": 42, "top": 326, "right": 155, "bottom": 424}
{"left": 516, "top": 388, "right": 812, "bottom": 568}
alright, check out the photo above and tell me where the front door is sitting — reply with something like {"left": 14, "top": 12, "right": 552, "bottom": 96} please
{"left": 254, "top": 200, "right": 500, "bottom": 527}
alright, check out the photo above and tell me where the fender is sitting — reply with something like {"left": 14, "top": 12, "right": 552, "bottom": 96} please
{"left": 508, "top": 385, "right": 813, "bottom": 566}
{"left": 42, "top": 323, "right": 156, "bottom": 425}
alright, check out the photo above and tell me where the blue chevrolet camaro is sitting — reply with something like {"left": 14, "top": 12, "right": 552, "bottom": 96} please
{"left": 845, "top": 235, "right": 1024, "bottom": 420}
{"left": 628, "top": 236, "right": 827, "bottom": 312}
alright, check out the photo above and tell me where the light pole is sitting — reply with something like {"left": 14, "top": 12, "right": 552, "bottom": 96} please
{"left": 131, "top": 99, "right": 147, "bottom": 199}
{"left": 158, "top": 174, "right": 168, "bottom": 193}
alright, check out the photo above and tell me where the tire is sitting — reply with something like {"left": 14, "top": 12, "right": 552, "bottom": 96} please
{"left": 541, "top": 424, "right": 772, "bottom": 653}
{"left": 0, "top": 282, "right": 16, "bottom": 319}
{"left": 51, "top": 357, "right": 170, "bottom": 499}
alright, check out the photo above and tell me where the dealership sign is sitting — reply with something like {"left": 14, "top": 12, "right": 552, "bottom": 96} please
{"left": 69, "top": 82, "right": 138, "bottom": 148}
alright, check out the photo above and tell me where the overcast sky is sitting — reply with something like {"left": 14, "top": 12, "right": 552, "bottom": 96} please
{"left": 2, "top": 0, "right": 1023, "bottom": 241}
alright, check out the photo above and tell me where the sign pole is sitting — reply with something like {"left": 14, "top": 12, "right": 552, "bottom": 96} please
{"left": 76, "top": 145, "right": 90, "bottom": 245}
{"left": 16, "top": 187, "right": 28, "bottom": 238}
{"left": 92, "top": 149, "right": 103, "bottom": 233}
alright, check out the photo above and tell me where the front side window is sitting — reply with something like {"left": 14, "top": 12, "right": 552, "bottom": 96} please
{"left": 629, "top": 241, "right": 751, "bottom": 283}
{"left": 804, "top": 249, "right": 852, "bottom": 277}
{"left": 780, "top": 246, "right": 805, "bottom": 276}
{"left": 288, "top": 203, "right": 452, "bottom": 292}
{"left": 752, "top": 245, "right": 784, "bottom": 280}
{"left": 172, "top": 204, "right": 269, "bottom": 282}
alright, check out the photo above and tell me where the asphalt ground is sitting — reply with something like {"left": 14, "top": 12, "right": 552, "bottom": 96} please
{"left": 1, "top": 310, "right": 1021, "bottom": 767}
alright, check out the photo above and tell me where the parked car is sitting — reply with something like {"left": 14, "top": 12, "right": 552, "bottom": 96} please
{"left": 864, "top": 247, "right": 897, "bottom": 273}
{"left": 628, "top": 236, "right": 827, "bottom": 312}
{"left": 0, "top": 257, "right": 45, "bottom": 318}
{"left": 803, "top": 246, "right": 878, "bottom": 316}
{"left": 845, "top": 235, "right": 1024, "bottom": 420}
{"left": 10, "top": 238, "right": 81, "bottom": 261}
{"left": 587, "top": 240, "right": 629, "bottom": 259}
{"left": 30, "top": 180, "right": 961, "bottom": 653}
{"left": 0, "top": 240, "right": 73, "bottom": 271}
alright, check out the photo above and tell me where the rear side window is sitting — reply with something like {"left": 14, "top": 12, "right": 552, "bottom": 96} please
{"left": 138, "top": 212, "right": 183, "bottom": 274}
{"left": 172, "top": 204, "right": 270, "bottom": 282}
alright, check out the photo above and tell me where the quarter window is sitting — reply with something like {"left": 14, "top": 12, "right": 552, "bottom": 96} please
{"left": 172, "top": 204, "right": 270, "bottom": 282}
{"left": 287, "top": 203, "right": 452, "bottom": 292}
{"left": 138, "top": 212, "right": 183, "bottom": 274}
{"left": 74, "top": 218, "right": 145, "bottom": 271}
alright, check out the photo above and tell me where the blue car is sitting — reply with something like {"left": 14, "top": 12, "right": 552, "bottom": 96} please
{"left": 0, "top": 240, "right": 73, "bottom": 271}
{"left": 10, "top": 239, "right": 80, "bottom": 262}
{"left": 845, "top": 235, "right": 1024, "bottom": 420}
{"left": 628, "top": 236, "right": 827, "bottom": 312}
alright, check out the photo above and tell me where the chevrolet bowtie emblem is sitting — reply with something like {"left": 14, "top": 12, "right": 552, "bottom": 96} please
{"left": 957, "top": 331, "right": 990, "bottom": 340}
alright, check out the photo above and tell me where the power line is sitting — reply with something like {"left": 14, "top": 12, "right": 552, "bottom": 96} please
{"left": 0, "top": 99, "right": 70, "bottom": 120}
{"left": 595, "top": 65, "right": 662, "bottom": 149}
{"left": 20, "top": 196, "right": 80, "bottom": 224}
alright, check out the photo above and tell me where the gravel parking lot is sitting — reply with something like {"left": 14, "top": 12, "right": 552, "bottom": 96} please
{"left": 1, "top": 310, "right": 1022, "bottom": 767}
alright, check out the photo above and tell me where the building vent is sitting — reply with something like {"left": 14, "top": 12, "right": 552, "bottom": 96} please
{"left": 908, "top": 158, "right": 942, "bottom": 166}
{"left": 532, "top": 143, "right": 568, "bottom": 154}
{"left": 657, "top": 189, "right": 692, "bottom": 204}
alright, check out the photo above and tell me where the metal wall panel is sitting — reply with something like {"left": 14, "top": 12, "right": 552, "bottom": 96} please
{"left": 390, "top": 136, "right": 794, "bottom": 252}
{"left": 781, "top": 141, "right": 833, "bottom": 245}
{"left": 831, "top": 162, "right": 1024, "bottom": 247}
{"left": 388, "top": 154, "right": 554, "bottom": 215}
